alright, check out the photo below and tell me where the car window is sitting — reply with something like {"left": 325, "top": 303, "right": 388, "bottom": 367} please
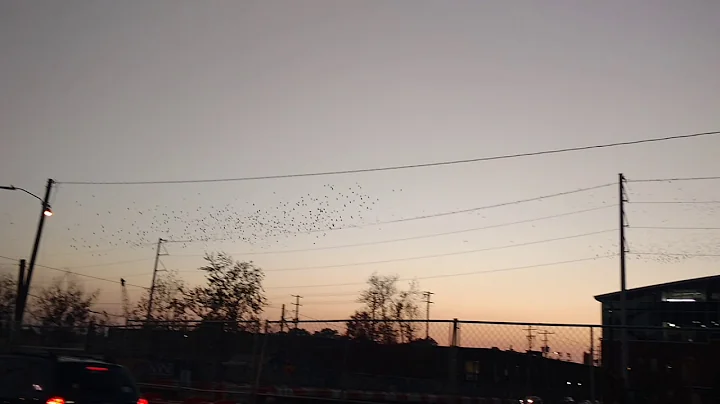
{"left": 0, "top": 356, "right": 51, "bottom": 398}
{"left": 55, "top": 363, "right": 138, "bottom": 399}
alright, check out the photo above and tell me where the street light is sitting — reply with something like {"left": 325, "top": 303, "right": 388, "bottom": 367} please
{"left": 0, "top": 179, "right": 55, "bottom": 328}
{"left": 0, "top": 185, "right": 53, "bottom": 213}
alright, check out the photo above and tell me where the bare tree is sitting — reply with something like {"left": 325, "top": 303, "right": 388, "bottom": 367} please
{"left": 345, "top": 310, "right": 374, "bottom": 340}
{"left": 394, "top": 280, "right": 421, "bottom": 343}
{"left": 184, "top": 252, "right": 266, "bottom": 329}
{"left": 349, "top": 274, "right": 421, "bottom": 343}
{"left": 358, "top": 274, "right": 398, "bottom": 323}
{"left": 30, "top": 276, "right": 101, "bottom": 329}
{"left": 0, "top": 274, "right": 16, "bottom": 327}
{"left": 132, "top": 270, "right": 191, "bottom": 328}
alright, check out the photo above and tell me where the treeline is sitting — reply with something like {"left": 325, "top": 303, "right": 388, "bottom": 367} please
{"left": 0, "top": 252, "right": 266, "bottom": 330}
{"left": 274, "top": 274, "right": 437, "bottom": 345}
{"left": 0, "top": 253, "right": 436, "bottom": 345}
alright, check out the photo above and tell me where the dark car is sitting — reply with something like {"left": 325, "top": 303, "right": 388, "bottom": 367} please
{"left": 0, "top": 352, "right": 146, "bottom": 404}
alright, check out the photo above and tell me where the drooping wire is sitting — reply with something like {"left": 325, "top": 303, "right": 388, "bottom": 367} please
{"left": 57, "top": 130, "right": 720, "bottom": 185}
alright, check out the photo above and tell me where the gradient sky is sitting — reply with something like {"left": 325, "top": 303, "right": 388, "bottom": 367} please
{"left": 1, "top": 1, "right": 719, "bottom": 327}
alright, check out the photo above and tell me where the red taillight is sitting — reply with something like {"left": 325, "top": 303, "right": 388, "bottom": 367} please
{"left": 86, "top": 366, "right": 109, "bottom": 371}
{"left": 47, "top": 397, "right": 65, "bottom": 404}
{"left": 138, "top": 398, "right": 149, "bottom": 404}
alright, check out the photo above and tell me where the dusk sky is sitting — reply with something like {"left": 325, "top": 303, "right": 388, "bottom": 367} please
{"left": 1, "top": 1, "right": 719, "bottom": 326}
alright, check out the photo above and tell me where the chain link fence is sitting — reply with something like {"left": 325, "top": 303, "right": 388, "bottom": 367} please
{"left": 3, "top": 319, "right": 719, "bottom": 403}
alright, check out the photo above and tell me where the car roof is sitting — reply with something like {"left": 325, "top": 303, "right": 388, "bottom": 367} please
{"left": 56, "top": 356, "right": 116, "bottom": 365}
{"left": 1, "top": 352, "right": 117, "bottom": 366}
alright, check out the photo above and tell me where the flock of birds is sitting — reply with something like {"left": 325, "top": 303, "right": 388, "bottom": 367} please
{"left": 62, "top": 183, "right": 384, "bottom": 255}
{"left": 6, "top": 180, "right": 719, "bottom": 268}
{"left": 626, "top": 186, "right": 720, "bottom": 264}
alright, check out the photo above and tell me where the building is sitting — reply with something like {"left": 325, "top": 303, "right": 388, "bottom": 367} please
{"left": 595, "top": 275, "right": 720, "bottom": 402}
{"left": 595, "top": 274, "right": 720, "bottom": 342}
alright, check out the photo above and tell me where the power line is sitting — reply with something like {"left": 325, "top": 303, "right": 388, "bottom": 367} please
{"left": 34, "top": 263, "right": 149, "bottom": 289}
{"left": 629, "top": 226, "right": 720, "bottom": 231}
{"left": 0, "top": 255, "right": 148, "bottom": 289}
{"left": 628, "top": 175, "right": 720, "bottom": 183}
{"left": 117, "top": 271, "right": 154, "bottom": 279}
{"left": 165, "top": 229, "right": 614, "bottom": 275}
{"left": 269, "top": 292, "right": 361, "bottom": 299}
{"left": 89, "top": 310, "right": 126, "bottom": 319}
{"left": 0, "top": 255, "right": 20, "bottom": 263}
{"left": 631, "top": 200, "right": 720, "bottom": 204}
{"left": 25, "top": 294, "right": 128, "bottom": 320}
{"left": 41, "top": 242, "right": 156, "bottom": 258}
{"left": 632, "top": 252, "right": 720, "bottom": 258}
{"left": 352, "top": 184, "right": 612, "bottom": 227}
{"left": 291, "top": 299, "right": 359, "bottom": 305}
{"left": 59, "top": 258, "right": 153, "bottom": 270}
{"left": 57, "top": 130, "right": 720, "bottom": 185}
{"left": 415, "top": 254, "right": 616, "bottom": 281}
{"left": 266, "top": 254, "right": 617, "bottom": 290}
{"left": 295, "top": 312, "right": 344, "bottom": 330}
{"left": 159, "top": 183, "right": 613, "bottom": 246}
{"left": 267, "top": 291, "right": 365, "bottom": 301}
{"left": 168, "top": 205, "right": 613, "bottom": 256}
{"left": 3, "top": 258, "right": 156, "bottom": 281}
{"left": 259, "top": 229, "right": 614, "bottom": 273}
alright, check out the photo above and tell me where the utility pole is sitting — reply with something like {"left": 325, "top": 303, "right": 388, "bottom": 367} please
{"left": 525, "top": 326, "right": 536, "bottom": 351}
{"left": 422, "top": 291, "right": 434, "bottom": 340}
{"left": 17, "top": 179, "right": 54, "bottom": 327}
{"left": 280, "top": 304, "right": 286, "bottom": 332}
{"left": 619, "top": 173, "right": 629, "bottom": 392}
{"left": 121, "top": 278, "right": 131, "bottom": 326}
{"left": 146, "top": 238, "right": 166, "bottom": 321}
{"left": 524, "top": 325, "right": 536, "bottom": 396}
{"left": 291, "top": 295, "right": 302, "bottom": 329}
{"left": 538, "top": 330, "right": 554, "bottom": 357}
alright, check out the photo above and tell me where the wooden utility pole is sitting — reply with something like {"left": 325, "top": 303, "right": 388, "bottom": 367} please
{"left": 121, "top": 278, "right": 131, "bottom": 326}
{"left": 291, "top": 295, "right": 302, "bottom": 329}
{"left": 525, "top": 326, "right": 536, "bottom": 351}
{"left": 538, "top": 330, "right": 554, "bottom": 357}
{"left": 619, "top": 173, "right": 629, "bottom": 391}
{"left": 146, "top": 238, "right": 166, "bottom": 321}
{"left": 422, "top": 291, "right": 434, "bottom": 340}
{"left": 280, "top": 304, "right": 286, "bottom": 332}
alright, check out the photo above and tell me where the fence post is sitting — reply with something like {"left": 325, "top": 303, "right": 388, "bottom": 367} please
{"left": 590, "top": 326, "right": 596, "bottom": 403}
{"left": 451, "top": 319, "right": 459, "bottom": 347}
{"left": 447, "top": 319, "right": 459, "bottom": 395}
{"left": 252, "top": 320, "right": 269, "bottom": 404}
{"left": 526, "top": 324, "right": 532, "bottom": 398}
{"left": 340, "top": 335, "right": 350, "bottom": 399}
{"left": 85, "top": 322, "right": 95, "bottom": 351}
